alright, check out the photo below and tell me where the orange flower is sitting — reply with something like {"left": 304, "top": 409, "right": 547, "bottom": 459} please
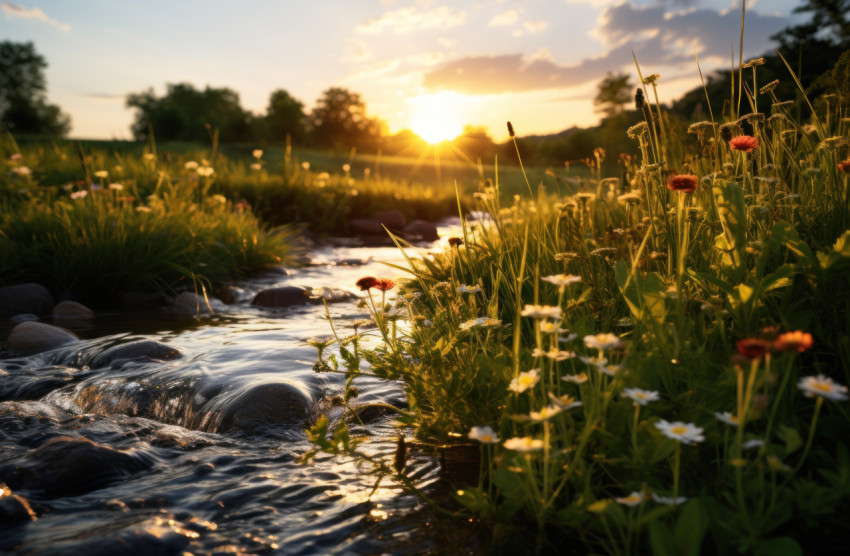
{"left": 667, "top": 174, "right": 699, "bottom": 193}
{"left": 774, "top": 331, "right": 813, "bottom": 353}
{"left": 729, "top": 135, "right": 759, "bottom": 153}
{"left": 839, "top": 160, "right": 850, "bottom": 175}
{"left": 375, "top": 278, "right": 395, "bottom": 292}
{"left": 356, "top": 276, "right": 379, "bottom": 291}
{"left": 737, "top": 338, "right": 771, "bottom": 359}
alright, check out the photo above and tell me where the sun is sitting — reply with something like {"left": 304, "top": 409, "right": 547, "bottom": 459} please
{"left": 409, "top": 93, "right": 464, "bottom": 144}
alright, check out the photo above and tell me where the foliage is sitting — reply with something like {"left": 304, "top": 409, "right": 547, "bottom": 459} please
{"left": 0, "top": 41, "right": 70, "bottom": 136}
{"left": 309, "top": 87, "right": 385, "bottom": 150}
{"left": 263, "top": 89, "right": 308, "bottom": 143}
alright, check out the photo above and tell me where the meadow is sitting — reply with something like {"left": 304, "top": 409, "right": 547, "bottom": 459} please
{"left": 305, "top": 56, "right": 850, "bottom": 554}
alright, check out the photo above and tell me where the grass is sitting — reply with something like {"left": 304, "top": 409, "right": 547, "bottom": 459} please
{"left": 306, "top": 45, "right": 850, "bottom": 554}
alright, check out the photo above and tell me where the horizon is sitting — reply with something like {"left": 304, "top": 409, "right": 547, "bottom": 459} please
{"left": 1, "top": 0, "right": 803, "bottom": 143}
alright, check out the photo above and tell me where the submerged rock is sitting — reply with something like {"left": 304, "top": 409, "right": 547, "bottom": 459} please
{"left": 4, "top": 321, "right": 79, "bottom": 354}
{"left": 218, "top": 383, "right": 312, "bottom": 432}
{"left": 0, "top": 283, "right": 54, "bottom": 316}
{"left": 170, "top": 291, "right": 215, "bottom": 315}
{"left": 52, "top": 300, "right": 95, "bottom": 320}
{"left": 403, "top": 220, "right": 439, "bottom": 242}
{"left": 251, "top": 286, "right": 310, "bottom": 307}
{"left": 215, "top": 285, "right": 244, "bottom": 305}
{"left": 307, "top": 287, "right": 354, "bottom": 304}
{"left": 1, "top": 435, "right": 151, "bottom": 497}
{"left": 371, "top": 209, "right": 407, "bottom": 231}
{"left": 348, "top": 218, "right": 384, "bottom": 236}
{"left": 90, "top": 340, "right": 183, "bottom": 369}
{"left": 0, "top": 487, "right": 37, "bottom": 526}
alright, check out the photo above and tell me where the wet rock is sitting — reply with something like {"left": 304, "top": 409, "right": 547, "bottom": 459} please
{"left": 403, "top": 220, "right": 440, "bottom": 242}
{"left": 335, "top": 258, "right": 368, "bottom": 266}
{"left": 219, "top": 383, "right": 312, "bottom": 432}
{"left": 52, "top": 300, "right": 95, "bottom": 320}
{"left": 0, "top": 283, "right": 54, "bottom": 316}
{"left": 307, "top": 287, "right": 354, "bottom": 304}
{"left": 348, "top": 218, "right": 384, "bottom": 236}
{"left": 2, "top": 436, "right": 151, "bottom": 497}
{"left": 170, "top": 291, "right": 215, "bottom": 315}
{"left": 251, "top": 286, "right": 310, "bottom": 307}
{"left": 90, "top": 340, "right": 182, "bottom": 369}
{"left": 371, "top": 209, "right": 407, "bottom": 231}
{"left": 0, "top": 487, "right": 37, "bottom": 526}
{"left": 4, "top": 321, "right": 79, "bottom": 354}
{"left": 215, "top": 285, "right": 243, "bottom": 304}
{"left": 118, "top": 290, "right": 170, "bottom": 308}
{"left": 10, "top": 313, "right": 39, "bottom": 323}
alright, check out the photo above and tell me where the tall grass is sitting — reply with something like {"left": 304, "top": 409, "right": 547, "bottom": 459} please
{"left": 307, "top": 48, "right": 850, "bottom": 554}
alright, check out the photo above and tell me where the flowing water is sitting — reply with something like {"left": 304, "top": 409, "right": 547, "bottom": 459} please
{"left": 0, "top": 223, "right": 487, "bottom": 555}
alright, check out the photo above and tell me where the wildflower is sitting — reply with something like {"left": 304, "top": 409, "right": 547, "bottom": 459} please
{"left": 626, "top": 122, "right": 648, "bottom": 139}
{"left": 529, "top": 405, "right": 564, "bottom": 422}
{"left": 559, "top": 333, "right": 578, "bottom": 343}
{"left": 356, "top": 276, "right": 380, "bottom": 291}
{"left": 714, "top": 412, "right": 740, "bottom": 426}
{"left": 70, "top": 190, "right": 87, "bottom": 200}
{"left": 642, "top": 73, "right": 660, "bottom": 85}
{"left": 301, "top": 161, "right": 310, "bottom": 170}
{"left": 196, "top": 166, "right": 214, "bottom": 177}
{"left": 508, "top": 369, "right": 540, "bottom": 393}
{"left": 543, "top": 349, "right": 575, "bottom": 361}
{"left": 143, "top": 153, "right": 156, "bottom": 162}
{"left": 742, "top": 439, "right": 765, "bottom": 450}
{"left": 554, "top": 252, "right": 579, "bottom": 261}
{"left": 108, "top": 183, "right": 123, "bottom": 190}
{"left": 11, "top": 166, "right": 31, "bottom": 176}
{"left": 623, "top": 388, "right": 660, "bottom": 406}
{"left": 729, "top": 135, "right": 758, "bottom": 153}
{"left": 774, "top": 331, "right": 813, "bottom": 353}
{"left": 655, "top": 420, "right": 705, "bottom": 445}
{"left": 457, "top": 284, "right": 481, "bottom": 293}
{"left": 252, "top": 149, "right": 263, "bottom": 159}
{"left": 447, "top": 236, "right": 463, "bottom": 247}
{"left": 250, "top": 163, "right": 262, "bottom": 171}
{"left": 504, "top": 436, "right": 544, "bottom": 452}
{"left": 634, "top": 88, "right": 645, "bottom": 110}
{"left": 561, "top": 372, "right": 589, "bottom": 384}
{"left": 838, "top": 160, "right": 850, "bottom": 175}
{"left": 667, "top": 174, "right": 698, "bottom": 193}
{"left": 797, "top": 375, "right": 848, "bottom": 401}
{"left": 736, "top": 338, "right": 771, "bottom": 359}
{"left": 375, "top": 278, "right": 394, "bottom": 292}
{"left": 541, "top": 274, "right": 582, "bottom": 288}
{"left": 548, "top": 392, "right": 583, "bottom": 410}
{"left": 469, "top": 426, "right": 500, "bottom": 444}
{"left": 651, "top": 493, "right": 687, "bottom": 506}
{"left": 10, "top": 153, "right": 23, "bottom": 161}
{"left": 743, "top": 57, "right": 766, "bottom": 68}
{"left": 616, "top": 492, "right": 646, "bottom": 507}
{"left": 184, "top": 161, "right": 198, "bottom": 170}
{"left": 584, "top": 333, "right": 622, "bottom": 350}
{"left": 135, "top": 206, "right": 152, "bottom": 213}
{"left": 578, "top": 355, "right": 608, "bottom": 368}
{"left": 459, "top": 317, "right": 502, "bottom": 331}
{"left": 538, "top": 321, "right": 558, "bottom": 333}
{"left": 507, "top": 121, "right": 515, "bottom": 138}
{"left": 520, "top": 304, "right": 562, "bottom": 320}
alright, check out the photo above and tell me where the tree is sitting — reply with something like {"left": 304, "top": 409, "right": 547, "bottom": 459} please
{"left": 309, "top": 87, "right": 385, "bottom": 150}
{"left": 0, "top": 41, "right": 70, "bottom": 136}
{"left": 593, "top": 72, "right": 633, "bottom": 120}
{"left": 453, "top": 125, "right": 496, "bottom": 162}
{"left": 126, "top": 83, "right": 253, "bottom": 142}
{"left": 772, "top": 0, "right": 849, "bottom": 50}
{"left": 264, "top": 89, "right": 306, "bottom": 143}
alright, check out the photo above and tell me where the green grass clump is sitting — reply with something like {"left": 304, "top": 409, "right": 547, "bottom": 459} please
{"left": 307, "top": 50, "right": 850, "bottom": 554}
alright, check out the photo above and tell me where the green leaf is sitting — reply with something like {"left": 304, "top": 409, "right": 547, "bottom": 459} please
{"left": 712, "top": 180, "right": 747, "bottom": 282}
{"left": 615, "top": 260, "right": 668, "bottom": 325}
{"left": 648, "top": 519, "right": 677, "bottom": 556}
{"left": 674, "top": 499, "right": 708, "bottom": 556}
{"left": 778, "top": 425, "right": 803, "bottom": 454}
{"left": 650, "top": 437, "right": 678, "bottom": 464}
{"left": 453, "top": 486, "right": 491, "bottom": 517}
{"left": 752, "top": 537, "right": 803, "bottom": 556}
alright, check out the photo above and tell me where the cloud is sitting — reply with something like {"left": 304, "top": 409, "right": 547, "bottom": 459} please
{"left": 523, "top": 20, "right": 548, "bottom": 34}
{"left": 489, "top": 9, "right": 520, "bottom": 27}
{"left": 424, "top": 1, "right": 788, "bottom": 94}
{"left": 81, "top": 93, "right": 124, "bottom": 101}
{"left": 1, "top": 2, "right": 71, "bottom": 31}
{"left": 355, "top": 5, "right": 466, "bottom": 35}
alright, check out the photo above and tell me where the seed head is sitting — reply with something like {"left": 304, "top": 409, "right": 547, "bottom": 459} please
{"left": 634, "top": 88, "right": 645, "bottom": 110}
{"left": 720, "top": 125, "right": 733, "bottom": 143}
{"left": 507, "top": 121, "right": 515, "bottom": 138}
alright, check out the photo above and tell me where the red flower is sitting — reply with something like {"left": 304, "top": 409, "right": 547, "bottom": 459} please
{"left": 356, "top": 276, "right": 379, "bottom": 291}
{"left": 667, "top": 174, "right": 699, "bottom": 193}
{"left": 736, "top": 338, "right": 771, "bottom": 359}
{"left": 774, "top": 331, "right": 813, "bottom": 353}
{"left": 375, "top": 278, "right": 395, "bottom": 292}
{"left": 729, "top": 135, "right": 759, "bottom": 153}
{"left": 447, "top": 237, "right": 464, "bottom": 247}
{"left": 839, "top": 160, "right": 850, "bottom": 175}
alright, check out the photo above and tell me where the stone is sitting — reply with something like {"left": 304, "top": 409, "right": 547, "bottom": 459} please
{"left": 52, "top": 300, "right": 95, "bottom": 320}
{"left": 348, "top": 218, "right": 384, "bottom": 236}
{"left": 251, "top": 286, "right": 310, "bottom": 307}
{"left": 218, "top": 383, "right": 312, "bottom": 432}
{"left": 9, "top": 314, "right": 38, "bottom": 323}
{"left": 0, "top": 283, "right": 54, "bottom": 316}
{"left": 371, "top": 209, "right": 407, "bottom": 231}
{"left": 90, "top": 340, "right": 182, "bottom": 369}
{"left": 306, "top": 287, "right": 354, "bottom": 304}
{"left": 0, "top": 487, "right": 37, "bottom": 526}
{"left": 4, "top": 321, "right": 79, "bottom": 354}
{"left": 215, "top": 285, "right": 243, "bottom": 305}
{"left": 403, "top": 220, "right": 440, "bottom": 242}
{"left": 170, "top": 291, "right": 214, "bottom": 314}
{"left": 1, "top": 435, "right": 151, "bottom": 497}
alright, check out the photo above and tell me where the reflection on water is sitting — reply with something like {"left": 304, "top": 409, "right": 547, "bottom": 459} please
{"left": 0, "top": 234, "right": 487, "bottom": 555}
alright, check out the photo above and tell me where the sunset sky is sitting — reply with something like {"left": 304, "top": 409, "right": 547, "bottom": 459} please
{"left": 1, "top": 0, "right": 802, "bottom": 142}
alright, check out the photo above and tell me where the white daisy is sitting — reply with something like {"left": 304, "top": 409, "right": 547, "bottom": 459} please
{"left": 616, "top": 491, "right": 646, "bottom": 507}
{"left": 468, "top": 426, "right": 500, "bottom": 444}
{"left": 623, "top": 388, "right": 660, "bottom": 406}
{"left": 521, "top": 304, "right": 562, "bottom": 320}
{"left": 797, "top": 375, "right": 848, "bottom": 401}
{"left": 561, "top": 373, "right": 589, "bottom": 384}
{"left": 655, "top": 420, "right": 705, "bottom": 445}
{"left": 651, "top": 493, "right": 687, "bottom": 506}
{"left": 584, "top": 333, "right": 623, "bottom": 350}
{"left": 528, "top": 404, "right": 564, "bottom": 422}
{"left": 714, "top": 412, "right": 740, "bottom": 426}
{"left": 742, "top": 439, "right": 765, "bottom": 450}
{"left": 459, "top": 317, "right": 502, "bottom": 331}
{"left": 547, "top": 392, "right": 583, "bottom": 410}
{"left": 508, "top": 369, "right": 540, "bottom": 393}
{"left": 541, "top": 274, "right": 582, "bottom": 288}
{"left": 503, "top": 436, "right": 545, "bottom": 452}
{"left": 457, "top": 284, "right": 482, "bottom": 294}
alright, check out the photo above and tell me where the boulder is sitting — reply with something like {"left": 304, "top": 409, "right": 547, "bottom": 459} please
{"left": 371, "top": 209, "right": 407, "bottom": 231}
{"left": 348, "top": 218, "right": 384, "bottom": 236}
{"left": 0, "top": 284, "right": 54, "bottom": 316}
{"left": 170, "top": 291, "right": 214, "bottom": 314}
{"left": 403, "top": 220, "right": 440, "bottom": 242}
{"left": 52, "top": 300, "right": 95, "bottom": 320}
{"left": 251, "top": 286, "right": 310, "bottom": 307}
{"left": 215, "top": 285, "right": 243, "bottom": 305}
{"left": 90, "top": 340, "right": 182, "bottom": 369}
{"left": 218, "top": 383, "right": 312, "bottom": 432}
{"left": 1, "top": 435, "right": 151, "bottom": 497}
{"left": 0, "top": 488, "right": 37, "bottom": 526}
{"left": 4, "top": 321, "right": 79, "bottom": 354}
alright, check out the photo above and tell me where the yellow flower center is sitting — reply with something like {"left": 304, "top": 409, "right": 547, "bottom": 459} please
{"left": 812, "top": 382, "right": 832, "bottom": 392}
{"left": 670, "top": 426, "right": 689, "bottom": 435}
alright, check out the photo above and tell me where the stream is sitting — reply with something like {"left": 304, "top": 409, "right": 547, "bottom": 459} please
{"left": 0, "top": 222, "right": 487, "bottom": 555}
